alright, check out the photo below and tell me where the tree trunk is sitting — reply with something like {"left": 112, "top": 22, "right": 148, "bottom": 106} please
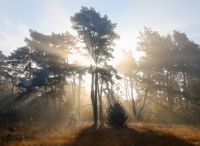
{"left": 91, "top": 72, "right": 94, "bottom": 106}
{"left": 90, "top": 72, "right": 97, "bottom": 128}
{"left": 169, "top": 71, "right": 174, "bottom": 109}
{"left": 137, "top": 88, "right": 148, "bottom": 120}
{"left": 183, "top": 71, "right": 188, "bottom": 109}
{"left": 72, "top": 74, "right": 76, "bottom": 107}
{"left": 99, "top": 78, "right": 103, "bottom": 128}
{"left": 11, "top": 79, "right": 14, "bottom": 95}
{"left": 130, "top": 79, "right": 137, "bottom": 118}
{"left": 123, "top": 79, "right": 128, "bottom": 100}
{"left": 77, "top": 73, "right": 82, "bottom": 121}
{"left": 166, "top": 71, "right": 169, "bottom": 103}
{"left": 126, "top": 78, "right": 131, "bottom": 100}
{"left": 93, "top": 70, "right": 99, "bottom": 128}
{"left": 104, "top": 83, "right": 112, "bottom": 106}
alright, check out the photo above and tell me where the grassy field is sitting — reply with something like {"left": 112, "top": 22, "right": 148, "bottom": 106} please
{"left": 0, "top": 122, "right": 199, "bottom": 146}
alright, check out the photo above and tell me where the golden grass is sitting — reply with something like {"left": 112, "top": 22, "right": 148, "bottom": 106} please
{"left": 0, "top": 122, "right": 199, "bottom": 146}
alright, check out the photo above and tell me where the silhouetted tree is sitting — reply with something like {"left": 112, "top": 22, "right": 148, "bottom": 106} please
{"left": 71, "top": 7, "right": 119, "bottom": 128}
{"left": 107, "top": 102, "right": 127, "bottom": 129}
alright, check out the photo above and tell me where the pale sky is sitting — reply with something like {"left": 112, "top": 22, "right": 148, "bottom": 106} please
{"left": 1, "top": 0, "right": 200, "bottom": 56}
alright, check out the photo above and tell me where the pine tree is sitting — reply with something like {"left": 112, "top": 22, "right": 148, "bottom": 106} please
{"left": 107, "top": 102, "right": 127, "bottom": 129}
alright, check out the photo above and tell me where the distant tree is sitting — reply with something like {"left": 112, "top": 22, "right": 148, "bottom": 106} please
{"left": 7, "top": 46, "right": 32, "bottom": 95}
{"left": 0, "top": 51, "right": 6, "bottom": 76}
{"left": 71, "top": 7, "right": 119, "bottom": 128}
{"left": 69, "top": 63, "right": 88, "bottom": 121}
{"left": 0, "top": 51, "right": 7, "bottom": 91}
{"left": 25, "top": 30, "right": 76, "bottom": 67}
{"left": 137, "top": 27, "right": 176, "bottom": 110}
{"left": 173, "top": 31, "right": 200, "bottom": 109}
{"left": 136, "top": 27, "right": 200, "bottom": 122}
{"left": 24, "top": 30, "right": 76, "bottom": 111}
{"left": 117, "top": 51, "right": 138, "bottom": 118}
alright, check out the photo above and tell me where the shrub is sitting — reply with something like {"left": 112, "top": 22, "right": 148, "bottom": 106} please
{"left": 107, "top": 102, "right": 128, "bottom": 129}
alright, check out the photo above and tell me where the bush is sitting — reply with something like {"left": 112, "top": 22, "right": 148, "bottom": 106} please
{"left": 107, "top": 102, "right": 128, "bottom": 129}
{"left": 0, "top": 109, "right": 19, "bottom": 123}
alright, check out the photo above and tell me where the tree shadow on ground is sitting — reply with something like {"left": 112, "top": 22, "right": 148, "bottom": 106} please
{"left": 67, "top": 126, "right": 194, "bottom": 146}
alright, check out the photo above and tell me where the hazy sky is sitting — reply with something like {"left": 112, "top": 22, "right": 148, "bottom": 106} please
{"left": 1, "top": 0, "right": 200, "bottom": 55}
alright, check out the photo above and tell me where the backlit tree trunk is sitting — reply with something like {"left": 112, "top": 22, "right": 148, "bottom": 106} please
{"left": 93, "top": 70, "right": 99, "bottom": 128}
{"left": 130, "top": 79, "right": 137, "bottom": 118}
{"left": 77, "top": 73, "right": 82, "bottom": 121}
{"left": 99, "top": 78, "right": 104, "bottom": 127}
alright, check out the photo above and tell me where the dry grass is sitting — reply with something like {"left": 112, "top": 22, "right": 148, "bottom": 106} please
{"left": 0, "top": 122, "right": 199, "bottom": 146}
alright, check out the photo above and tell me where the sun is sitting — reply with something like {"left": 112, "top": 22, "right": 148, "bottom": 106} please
{"left": 113, "top": 37, "right": 142, "bottom": 66}
{"left": 68, "top": 53, "right": 92, "bottom": 66}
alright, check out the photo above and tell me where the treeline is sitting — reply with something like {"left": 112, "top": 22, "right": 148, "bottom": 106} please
{"left": 118, "top": 27, "right": 200, "bottom": 123}
{"left": 0, "top": 7, "right": 200, "bottom": 126}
